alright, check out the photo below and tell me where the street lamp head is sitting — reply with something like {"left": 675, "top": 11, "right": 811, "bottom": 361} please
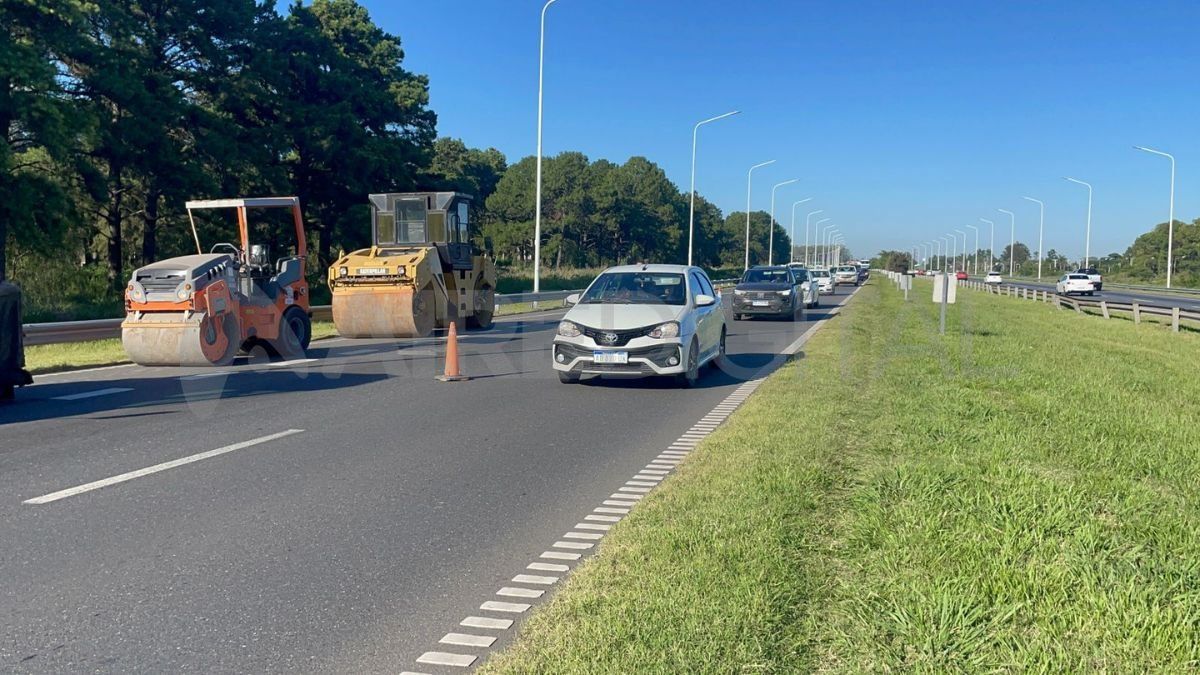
{"left": 698, "top": 110, "right": 741, "bottom": 127}
{"left": 792, "top": 197, "right": 813, "bottom": 207}
{"left": 773, "top": 178, "right": 800, "bottom": 190}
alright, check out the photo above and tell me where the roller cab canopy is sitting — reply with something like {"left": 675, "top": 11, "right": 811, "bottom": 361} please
{"left": 369, "top": 192, "right": 474, "bottom": 270}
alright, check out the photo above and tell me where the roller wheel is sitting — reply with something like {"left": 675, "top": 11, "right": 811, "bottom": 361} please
{"left": 276, "top": 306, "right": 311, "bottom": 358}
{"left": 202, "top": 313, "right": 240, "bottom": 366}
{"left": 467, "top": 280, "right": 495, "bottom": 330}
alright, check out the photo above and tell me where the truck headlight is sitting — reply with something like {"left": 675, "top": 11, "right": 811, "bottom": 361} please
{"left": 648, "top": 321, "right": 679, "bottom": 339}
{"left": 557, "top": 320, "right": 581, "bottom": 337}
{"left": 128, "top": 282, "right": 146, "bottom": 303}
{"left": 175, "top": 281, "right": 193, "bottom": 301}
{"left": 338, "top": 266, "right": 348, "bottom": 277}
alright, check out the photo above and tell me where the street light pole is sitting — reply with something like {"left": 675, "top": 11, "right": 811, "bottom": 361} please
{"left": 533, "top": 0, "right": 560, "bottom": 298}
{"left": 954, "top": 229, "right": 968, "bottom": 272}
{"left": 966, "top": 225, "right": 979, "bottom": 275}
{"left": 804, "top": 210, "right": 824, "bottom": 267}
{"left": 768, "top": 179, "right": 800, "bottom": 265}
{"left": 816, "top": 218, "right": 832, "bottom": 266}
{"left": 687, "top": 110, "right": 741, "bottom": 266}
{"left": 1064, "top": 177, "right": 1092, "bottom": 268}
{"left": 744, "top": 160, "right": 777, "bottom": 271}
{"left": 944, "top": 235, "right": 955, "bottom": 273}
{"left": 1022, "top": 197, "right": 1044, "bottom": 281}
{"left": 998, "top": 209, "right": 1015, "bottom": 277}
{"left": 1134, "top": 146, "right": 1176, "bottom": 288}
{"left": 980, "top": 218, "right": 995, "bottom": 272}
{"left": 821, "top": 225, "right": 837, "bottom": 267}
{"left": 789, "top": 198, "right": 813, "bottom": 264}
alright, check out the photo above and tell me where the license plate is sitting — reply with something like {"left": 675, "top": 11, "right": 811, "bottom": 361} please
{"left": 356, "top": 267, "right": 388, "bottom": 275}
{"left": 593, "top": 351, "right": 628, "bottom": 364}
{"left": 752, "top": 300, "right": 770, "bottom": 307}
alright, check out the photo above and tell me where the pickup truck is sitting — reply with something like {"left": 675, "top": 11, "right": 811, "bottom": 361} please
{"left": 1075, "top": 267, "right": 1102, "bottom": 292}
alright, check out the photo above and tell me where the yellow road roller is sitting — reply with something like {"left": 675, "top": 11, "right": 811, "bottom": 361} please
{"left": 121, "top": 197, "right": 311, "bottom": 366}
{"left": 329, "top": 192, "right": 496, "bottom": 338}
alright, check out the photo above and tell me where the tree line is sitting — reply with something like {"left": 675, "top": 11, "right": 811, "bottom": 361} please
{"left": 4, "top": 0, "right": 788, "bottom": 313}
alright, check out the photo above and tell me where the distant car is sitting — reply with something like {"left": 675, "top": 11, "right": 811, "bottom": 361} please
{"left": 984, "top": 272, "right": 1002, "bottom": 284}
{"left": 955, "top": 271, "right": 969, "bottom": 281}
{"left": 834, "top": 266, "right": 859, "bottom": 286}
{"left": 552, "top": 264, "right": 725, "bottom": 387}
{"left": 810, "top": 268, "right": 835, "bottom": 294}
{"left": 731, "top": 266, "right": 807, "bottom": 320}
{"left": 1057, "top": 273, "right": 1095, "bottom": 296}
{"left": 1075, "top": 267, "right": 1102, "bottom": 291}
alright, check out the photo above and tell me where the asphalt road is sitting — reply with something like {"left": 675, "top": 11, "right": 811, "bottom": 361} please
{"left": 0, "top": 288, "right": 856, "bottom": 673}
{"left": 971, "top": 276, "right": 1200, "bottom": 311}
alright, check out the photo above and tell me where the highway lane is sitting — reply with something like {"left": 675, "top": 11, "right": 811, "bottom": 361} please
{"left": 971, "top": 276, "right": 1200, "bottom": 311}
{"left": 0, "top": 289, "right": 855, "bottom": 672}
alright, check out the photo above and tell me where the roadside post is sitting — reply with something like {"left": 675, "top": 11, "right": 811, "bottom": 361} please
{"left": 932, "top": 271, "right": 956, "bottom": 335}
{"left": 900, "top": 272, "right": 911, "bottom": 301}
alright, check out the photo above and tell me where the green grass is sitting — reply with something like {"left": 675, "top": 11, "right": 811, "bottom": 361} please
{"left": 480, "top": 279, "right": 1200, "bottom": 673}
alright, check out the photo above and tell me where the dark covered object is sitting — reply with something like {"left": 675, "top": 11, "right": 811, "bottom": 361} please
{"left": 0, "top": 282, "right": 33, "bottom": 397}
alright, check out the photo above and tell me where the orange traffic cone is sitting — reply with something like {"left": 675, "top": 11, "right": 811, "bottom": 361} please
{"left": 436, "top": 320, "right": 469, "bottom": 382}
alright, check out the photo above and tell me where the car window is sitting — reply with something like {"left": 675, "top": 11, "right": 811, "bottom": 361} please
{"left": 580, "top": 272, "right": 687, "bottom": 305}
{"left": 741, "top": 268, "right": 791, "bottom": 283}
{"left": 793, "top": 269, "right": 809, "bottom": 282}
{"left": 694, "top": 272, "right": 715, "bottom": 297}
{"left": 687, "top": 272, "right": 704, "bottom": 302}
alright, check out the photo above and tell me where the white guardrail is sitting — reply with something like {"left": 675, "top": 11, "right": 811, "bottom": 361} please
{"left": 22, "top": 279, "right": 740, "bottom": 346}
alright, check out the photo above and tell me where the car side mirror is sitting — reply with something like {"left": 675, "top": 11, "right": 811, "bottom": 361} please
{"left": 695, "top": 293, "right": 716, "bottom": 307}
{"left": 565, "top": 293, "right": 580, "bottom": 306}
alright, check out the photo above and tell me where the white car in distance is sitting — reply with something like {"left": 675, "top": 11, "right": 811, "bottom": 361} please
{"left": 1056, "top": 273, "right": 1095, "bottom": 296}
{"left": 809, "top": 268, "right": 835, "bottom": 294}
{"left": 552, "top": 264, "right": 726, "bottom": 387}
{"left": 984, "top": 272, "right": 1002, "bottom": 285}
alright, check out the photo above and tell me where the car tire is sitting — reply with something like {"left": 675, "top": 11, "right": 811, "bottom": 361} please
{"left": 710, "top": 328, "right": 727, "bottom": 371}
{"left": 675, "top": 338, "right": 701, "bottom": 388}
{"left": 558, "top": 371, "right": 580, "bottom": 384}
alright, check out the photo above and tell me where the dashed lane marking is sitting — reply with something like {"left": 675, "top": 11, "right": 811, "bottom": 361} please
{"left": 51, "top": 387, "right": 134, "bottom": 401}
{"left": 527, "top": 563, "right": 570, "bottom": 572}
{"left": 552, "top": 541, "right": 594, "bottom": 550}
{"left": 497, "top": 587, "right": 545, "bottom": 599}
{"left": 575, "top": 523, "right": 611, "bottom": 531}
{"left": 415, "top": 651, "right": 476, "bottom": 667}
{"left": 564, "top": 532, "right": 604, "bottom": 541}
{"left": 540, "top": 551, "right": 581, "bottom": 560}
{"left": 440, "top": 633, "right": 496, "bottom": 648}
{"left": 461, "top": 616, "right": 513, "bottom": 629}
{"left": 479, "top": 600, "right": 531, "bottom": 613}
{"left": 586, "top": 514, "right": 622, "bottom": 523}
{"left": 512, "top": 574, "right": 559, "bottom": 585}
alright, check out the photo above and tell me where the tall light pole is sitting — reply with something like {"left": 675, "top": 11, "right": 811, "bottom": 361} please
{"left": 815, "top": 218, "right": 832, "bottom": 266}
{"left": 821, "top": 224, "right": 837, "bottom": 267}
{"left": 833, "top": 236, "right": 845, "bottom": 266}
{"left": 686, "top": 110, "right": 741, "bottom": 266}
{"left": 980, "top": 218, "right": 995, "bottom": 272}
{"left": 965, "top": 225, "right": 979, "bottom": 275}
{"left": 1022, "top": 197, "right": 1044, "bottom": 281}
{"left": 744, "top": 160, "right": 777, "bottom": 270}
{"left": 768, "top": 179, "right": 799, "bottom": 265}
{"left": 933, "top": 239, "right": 943, "bottom": 271}
{"left": 998, "top": 209, "right": 1015, "bottom": 277}
{"left": 804, "top": 210, "right": 824, "bottom": 266}
{"left": 944, "top": 235, "right": 955, "bottom": 273}
{"left": 1134, "top": 146, "right": 1175, "bottom": 287}
{"left": 1063, "top": 177, "right": 1092, "bottom": 268}
{"left": 533, "top": 0, "right": 560, "bottom": 297}
{"left": 954, "top": 229, "right": 968, "bottom": 271}
{"left": 789, "top": 198, "right": 813, "bottom": 264}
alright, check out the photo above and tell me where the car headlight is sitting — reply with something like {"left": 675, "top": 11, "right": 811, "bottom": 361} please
{"left": 779, "top": 289, "right": 791, "bottom": 296}
{"left": 338, "top": 266, "right": 349, "bottom": 277}
{"left": 557, "top": 320, "right": 581, "bottom": 337}
{"left": 128, "top": 282, "right": 146, "bottom": 303}
{"left": 648, "top": 321, "right": 679, "bottom": 339}
{"left": 174, "top": 281, "right": 193, "bottom": 301}
{"left": 732, "top": 289, "right": 745, "bottom": 295}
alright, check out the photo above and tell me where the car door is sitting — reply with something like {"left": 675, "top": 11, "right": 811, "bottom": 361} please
{"left": 689, "top": 271, "right": 718, "bottom": 357}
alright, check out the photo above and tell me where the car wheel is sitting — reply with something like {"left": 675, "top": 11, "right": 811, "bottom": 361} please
{"left": 710, "top": 328, "right": 727, "bottom": 370}
{"left": 675, "top": 338, "right": 701, "bottom": 388}
{"left": 558, "top": 370, "right": 580, "bottom": 384}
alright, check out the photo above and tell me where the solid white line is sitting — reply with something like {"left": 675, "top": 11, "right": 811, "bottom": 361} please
{"left": 179, "top": 372, "right": 232, "bottom": 381}
{"left": 341, "top": 348, "right": 376, "bottom": 356}
{"left": 564, "top": 532, "right": 603, "bottom": 540}
{"left": 266, "top": 358, "right": 317, "bottom": 367}
{"left": 51, "top": 387, "right": 133, "bottom": 401}
{"left": 513, "top": 574, "right": 558, "bottom": 585}
{"left": 575, "top": 523, "right": 611, "bottom": 531}
{"left": 586, "top": 514, "right": 622, "bottom": 522}
{"left": 462, "top": 615, "right": 514, "bottom": 629}
{"left": 33, "top": 362, "right": 137, "bottom": 381}
{"left": 527, "top": 562, "right": 570, "bottom": 572}
{"left": 595, "top": 506, "right": 630, "bottom": 514}
{"left": 497, "top": 586, "right": 544, "bottom": 598}
{"left": 540, "top": 551, "right": 581, "bottom": 560}
{"left": 552, "top": 540, "right": 593, "bottom": 550}
{"left": 416, "top": 651, "right": 476, "bottom": 667}
{"left": 440, "top": 633, "right": 496, "bottom": 648}
{"left": 23, "top": 429, "right": 305, "bottom": 505}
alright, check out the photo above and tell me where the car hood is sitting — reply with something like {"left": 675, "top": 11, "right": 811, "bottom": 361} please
{"left": 736, "top": 282, "right": 791, "bottom": 291}
{"left": 563, "top": 303, "right": 685, "bottom": 330}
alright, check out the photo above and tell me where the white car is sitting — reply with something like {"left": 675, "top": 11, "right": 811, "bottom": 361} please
{"left": 833, "top": 265, "right": 859, "bottom": 286}
{"left": 1056, "top": 273, "right": 1095, "bottom": 296}
{"left": 786, "top": 266, "right": 820, "bottom": 308}
{"left": 984, "top": 272, "right": 1002, "bottom": 284}
{"left": 810, "top": 268, "right": 835, "bottom": 294}
{"left": 552, "top": 264, "right": 725, "bottom": 386}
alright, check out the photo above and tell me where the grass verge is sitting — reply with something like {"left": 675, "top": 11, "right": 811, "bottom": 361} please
{"left": 480, "top": 280, "right": 1200, "bottom": 672}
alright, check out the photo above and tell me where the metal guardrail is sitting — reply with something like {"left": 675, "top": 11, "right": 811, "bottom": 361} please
{"left": 970, "top": 274, "right": 1200, "bottom": 298}
{"left": 962, "top": 279, "right": 1200, "bottom": 332}
{"left": 22, "top": 278, "right": 740, "bottom": 346}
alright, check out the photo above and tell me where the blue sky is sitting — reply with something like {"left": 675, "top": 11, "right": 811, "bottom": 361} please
{"left": 354, "top": 0, "right": 1199, "bottom": 261}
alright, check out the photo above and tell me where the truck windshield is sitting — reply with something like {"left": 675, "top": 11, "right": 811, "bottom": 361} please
{"left": 580, "top": 272, "right": 686, "bottom": 305}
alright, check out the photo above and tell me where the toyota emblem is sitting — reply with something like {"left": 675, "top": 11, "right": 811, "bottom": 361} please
{"left": 600, "top": 332, "right": 618, "bottom": 344}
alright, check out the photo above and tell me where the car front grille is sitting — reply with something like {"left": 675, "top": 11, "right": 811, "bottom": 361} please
{"left": 579, "top": 324, "right": 654, "bottom": 347}
{"left": 556, "top": 342, "right": 680, "bottom": 369}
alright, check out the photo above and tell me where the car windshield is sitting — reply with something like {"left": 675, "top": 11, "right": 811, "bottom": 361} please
{"left": 1068, "top": 274, "right": 1089, "bottom": 280}
{"left": 579, "top": 271, "right": 687, "bottom": 305}
{"left": 741, "top": 268, "right": 791, "bottom": 284}
{"left": 811, "top": 270, "right": 829, "bottom": 278}
{"left": 838, "top": 267, "right": 855, "bottom": 273}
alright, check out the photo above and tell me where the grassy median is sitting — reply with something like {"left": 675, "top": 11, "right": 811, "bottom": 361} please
{"left": 481, "top": 280, "right": 1200, "bottom": 672}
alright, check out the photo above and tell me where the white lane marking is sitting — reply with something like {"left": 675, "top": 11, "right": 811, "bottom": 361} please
{"left": 586, "top": 514, "right": 621, "bottom": 522}
{"left": 640, "top": 469, "right": 670, "bottom": 475}
{"left": 648, "top": 463, "right": 679, "bottom": 469}
{"left": 480, "top": 600, "right": 531, "bottom": 613}
{"left": 33, "top": 363, "right": 137, "bottom": 381}
{"left": 553, "top": 540, "right": 594, "bottom": 550}
{"left": 660, "top": 450, "right": 689, "bottom": 455}
{"left": 617, "top": 486, "right": 651, "bottom": 494}
{"left": 625, "top": 481, "right": 658, "bottom": 487}
{"left": 575, "top": 523, "right": 611, "bottom": 531}
{"left": 632, "top": 475, "right": 664, "bottom": 482}
{"left": 24, "top": 429, "right": 305, "bottom": 505}
{"left": 610, "top": 492, "right": 642, "bottom": 500}
{"left": 541, "top": 551, "right": 581, "bottom": 560}
{"left": 180, "top": 372, "right": 232, "bottom": 381}
{"left": 513, "top": 574, "right": 558, "bottom": 585}
{"left": 564, "top": 532, "right": 603, "bottom": 540}
{"left": 497, "top": 587, "right": 544, "bottom": 598}
{"left": 267, "top": 358, "right": 317, "bottom": 368}
{"left": 440, "top": 633, "right": 496, "bottom": 648}
{"left": 527, "top": 562, "right": 570, "bottom": 573}
{"left": 51, "top": 387, "right": 133, "bottom": 401}
{"left": 400, "top": 671, "right": 433, "bottom": 675}
{"left": 416, "top": 651, "right": 476, "bottom": 667}
{"left": 341, "top": 348, "right": 376, "bottom": 356}
{"left": 462, "top": 615, "right": 514, "bottom": 629}
{"left": 595, "top": 506, "right": 630, "bottom": 514}
{"left": 604, "top": 500, "right": 637, "bottom": 507}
